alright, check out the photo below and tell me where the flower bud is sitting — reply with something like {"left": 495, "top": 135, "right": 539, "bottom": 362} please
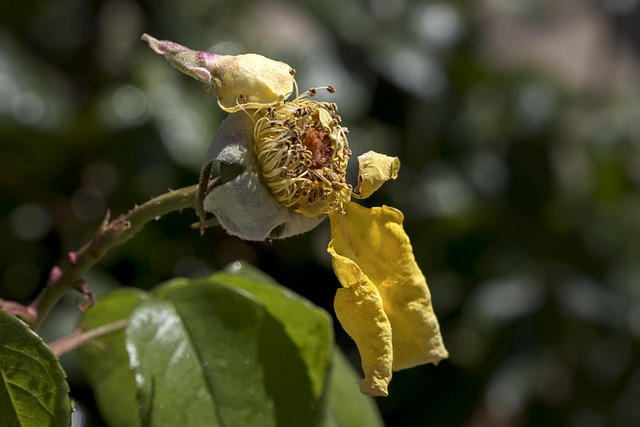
{"left": 142, "top": 34, "right": 295, "bottom": 112}
{"left": 201, "top": 113, "right": 324, "bottom": 241}
{"left": 199, "top": 90, "right": 354, "bottom": 240}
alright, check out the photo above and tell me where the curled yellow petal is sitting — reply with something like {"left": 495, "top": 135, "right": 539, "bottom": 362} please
{"left": 353, "top": 151, "right": 400, "bottom": 199}
{"left": 331, "top": 253, "right": 393, "bottom": 396}
{"left": 328, "top": 202, "right": 448, "bottom": 385}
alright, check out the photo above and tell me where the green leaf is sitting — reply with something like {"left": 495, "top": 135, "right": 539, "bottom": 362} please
{"left": 145, "top": 276, "right": 318, "bottom": 427}
{"left": 217, "top": 262, "right": 333, "bottom": 400}
{"left": 126, "top": 298, "right": 219, "bottom": 427}
{"left": 322, "top": 349, "right": 385, "bottom": 427}
{"left": 76, "top": 288, "right": 148, "bottom": 427}
{"left": 0, "top": 310, "right": 70, "bottom": 427}
{"left": 78, "top": 266, "right": 335, "bottom": 427}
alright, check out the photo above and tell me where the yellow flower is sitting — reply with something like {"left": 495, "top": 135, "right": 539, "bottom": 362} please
{"left": 199, "top": 92, "right": 448, "bottom": 396}
{"left": 145, "top": 35, "right": 448, "bottom": 396}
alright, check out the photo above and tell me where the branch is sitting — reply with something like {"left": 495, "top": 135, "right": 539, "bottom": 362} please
{"left": 19, "top": 184, "right": 202, "bottom": 330}
{"left": 48, "top": 319, "right": 128, "bottom": 357}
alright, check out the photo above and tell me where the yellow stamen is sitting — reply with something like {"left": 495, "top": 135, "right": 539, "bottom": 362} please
{"left": 252, "top": 92, "right": 352, "bottom": 217}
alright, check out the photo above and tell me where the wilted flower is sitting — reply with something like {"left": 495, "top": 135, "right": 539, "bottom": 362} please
{"left": 143, "top": 35, "right": 448, "bottom": 396}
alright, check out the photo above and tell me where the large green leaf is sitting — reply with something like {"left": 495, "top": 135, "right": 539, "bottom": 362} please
{"left": 322, "top": 349, "right": 385, "bottom": 427}
{"left": 79, "top": 265, "right": 335, "bottom": 426}
{"left": 0, "top": 310, "right": 70, "bottom": 427}
{"left": 147, "top": 276, "right": 318, "bottom": 427}
{"left": 76, "top": 288, "right": 148, "bottom": 427}
{"left": 216, "top": 262, "right": 333, "bottom": 400}
{"left": 126, "top": 298, "right": 219, "bottom": 427}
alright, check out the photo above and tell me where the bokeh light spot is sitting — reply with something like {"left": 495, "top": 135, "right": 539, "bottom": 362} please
{"left": 485, "top": 382, "right": 523, "bottom": 420}
{"left": 112, "top": 84, "right": 148, "bottom": 124}
{"left": 472, "top": 277, "right": 543, "bottom": 321}
{"left": 10, "top": 203, "right": 52, "bottom": 241}
{"left": 416, "top": 3, "right": 462, "bottom": 47}
{"left": 389, "top": 50, "right": 446, "bottom": 97}
{"left": 11, "top": 92, "right": 46, "bottom": 125}
{"left": 0, "top": 73, "right": 19, "bottom": 114}
{"left": 466, "top": 152, "right": 509, "bottom": 195}
{"left": 71, "top": 187, "right": 106, "bottom": 222}
{"left": 417, "top": 164, "right": 474, "bottom": 217}
{"left": 82, "top": 161, "right": 121, "bottom": 196}
{"left": 159, "top": 110, "right": 208, "bottom": 168}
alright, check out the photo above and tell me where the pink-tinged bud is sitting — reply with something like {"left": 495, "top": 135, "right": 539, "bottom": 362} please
{"left": 142, "top": 34, "right": 295, "bottom": 112}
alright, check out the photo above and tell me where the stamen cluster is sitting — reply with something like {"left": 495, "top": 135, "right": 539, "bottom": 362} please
{"left": 253, "top": 90, "right": 352, "bottom": 217}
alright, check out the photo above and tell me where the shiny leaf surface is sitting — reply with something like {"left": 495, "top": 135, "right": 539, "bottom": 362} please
{"left": 0, "top": 311, "right": 70, "bottom": 427}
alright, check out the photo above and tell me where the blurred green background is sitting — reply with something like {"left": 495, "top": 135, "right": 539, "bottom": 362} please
{"left": 2, "top": 0, "right": 640, "bottom": 426}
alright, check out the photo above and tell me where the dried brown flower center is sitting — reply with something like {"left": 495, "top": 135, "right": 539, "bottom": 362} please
{"left": 302, "top": 127, "right": 332, "bottom": 169}
{"left": 252, "top": 94, "right": 352, "bottom": 217}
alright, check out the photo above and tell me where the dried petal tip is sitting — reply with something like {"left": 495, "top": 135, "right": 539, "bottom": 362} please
{"left": 142, "top": 33, "right": 187, "bottom": 55}
{"left": 141, "top": 33, "right": 295, "bottom": 112}
{"left": 354, "top": 151, "right": 400, "bottom": 199}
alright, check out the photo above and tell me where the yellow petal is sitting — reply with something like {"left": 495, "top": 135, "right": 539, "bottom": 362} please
{"left": 215, "top": 54, "right": 294, "bottom": 112}
{"left": 328, "top": 202, "right": 448, "bottom": 375}
{"left": 141, "top": 34, "right": 294, "bottom": 112}
{"left": 353, "top": 151, "right": 400, "bottom": 199}
{"left": 331, "top": 255, "right": 392, "bottom": 396}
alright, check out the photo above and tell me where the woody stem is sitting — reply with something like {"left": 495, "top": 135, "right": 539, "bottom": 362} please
{"left": 7, "top": 184, "right": 204, "bottom": 330}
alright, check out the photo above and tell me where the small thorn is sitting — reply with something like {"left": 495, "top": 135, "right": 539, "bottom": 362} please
{"left": 74, "top": 279, "right": 96, "bottom": 311}
{"left": 112, "top": 217, "right": 131, "bottom": 231}
{"left": 48, "top": 266, "right": 63, "bottom": 284}
{"left": 67, "top": 252, "right": 79, "bottom": 267}
{"left": 99, "top": 210, "right": 111, "bottom": 231}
